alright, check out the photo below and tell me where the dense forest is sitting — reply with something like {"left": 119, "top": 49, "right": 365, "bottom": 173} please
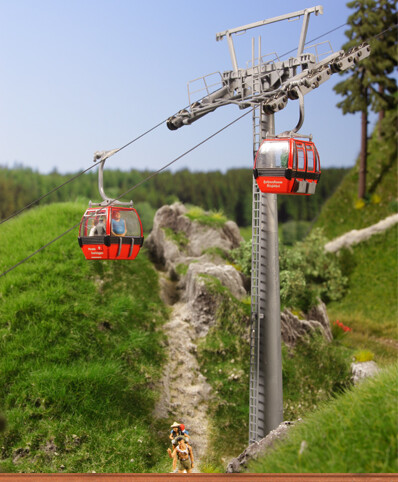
{"left": 0, "top": 166, "right": 347, "bottom": 228}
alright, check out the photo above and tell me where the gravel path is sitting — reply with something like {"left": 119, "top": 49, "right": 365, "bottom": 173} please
{"left": 153, "top": 279, "right": 212, "bottom": 472}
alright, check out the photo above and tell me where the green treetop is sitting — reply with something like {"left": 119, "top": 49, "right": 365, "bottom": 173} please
{"left": 334, "top": 0, "right": 397, "bottom": 199}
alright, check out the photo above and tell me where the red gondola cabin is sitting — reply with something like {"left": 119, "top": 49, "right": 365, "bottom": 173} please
{"left": 78, "top": 206, "right": 144, "bottom": 260}
{"left": 253, "top": 137, "right": 321, "bottom": 195}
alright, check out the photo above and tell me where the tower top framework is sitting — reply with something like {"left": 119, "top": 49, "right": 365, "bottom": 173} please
{"left": 167, "top": 5, "right": 370, "bottom": 131}
{"left": 215, "top": 6, "right": 323, "bottom": 72}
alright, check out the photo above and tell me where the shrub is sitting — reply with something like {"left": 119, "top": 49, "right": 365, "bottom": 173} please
{"left": 279, "top": 229, "right": 347, "bottom": 311}
{"left": 282, "top": 333, "right": 352, "bottom": 421}
{"left": 185, "top": 206, "right": 227, "bottom": 228}
{"left": 353, "top": 350, "right": 375, "bottom": 362}
{"left": 230, "top": 239, "right": 252, "bottom": 277}
{"left": 231, "top": 229, "right": 347, "bottom": 312}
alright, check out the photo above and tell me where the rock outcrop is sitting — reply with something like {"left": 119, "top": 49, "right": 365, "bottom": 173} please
{"left": 146, "top": 203, "right": 242, "bottom": 273}
{"left": 148, "top": 202, "right": 334, "bottom": 342}
{"left": 184, "top": 262, "right": 247, "bottom": 337}
{"left": 324, "top": 213, "right": 398, "bottom": 253}
{"left": 150, "top": 204, "right": 247, "bottom": 470}
{"left": 281, "top": 301, "right": 332, "bottom": 347}
{"left": 226, "top": 421, "right": 298, "bottom": 473}
{"left": 149, "top": 203, "right": 336, "bottom": 471}
{"left": 147, "top": 202, "right": 246, "bottom": 337}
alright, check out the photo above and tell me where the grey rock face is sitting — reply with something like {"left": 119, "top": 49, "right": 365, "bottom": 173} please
{"left": 146, "top": 202, "right": 243, "bottom": 275}
{"left": 146, "top": 202, "right": 246, "bottom": 337}
{"left": 281, "top": 303, "right": 332, "bottom": 347}
{"left": 226, "top": 421, "right": 297, "bottom": 473}
{"left": 184, "top": 262, "right": 247, "bottom": 337}
{"left": 306, "top": 300, "right": 333, "bottom": 342}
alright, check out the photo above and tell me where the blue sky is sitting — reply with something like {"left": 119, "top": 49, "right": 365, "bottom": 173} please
{"left": 0, "top": 0, "right": 377, "bottom": 175}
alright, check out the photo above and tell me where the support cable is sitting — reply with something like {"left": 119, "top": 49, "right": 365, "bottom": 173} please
{"left": 0, "top": 108, "right": 253, "bottom": 279}
{"left": 277, "top": 23, "right": 348, "bottom": 61}
{"left": 1, "top": 22, "right": 396, "bottom": 278}
{"left": 106, "top": 110, "right": 252, "bottom": 197}
{"left": 271, "top": 22, "right": 397, "bottom": 64}
{"left": 2, "top": 22, "right": 395, "bottom": 228}
{"left": 0, "top": 117, "right": 168, "bottom": 226}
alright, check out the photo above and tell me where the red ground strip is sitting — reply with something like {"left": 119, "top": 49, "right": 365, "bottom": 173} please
{"left": 0, "top": 474, "right": 396, "bottom": 482}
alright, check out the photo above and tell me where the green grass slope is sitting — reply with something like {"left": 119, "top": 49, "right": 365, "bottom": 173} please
{"left": 250, "top": 363, "right": 398, "bottom": 473}
{"left": 314, "top": 115, "right": 398, "bottom": 364}
{"left": 327, "top": 225, "right": 398, "bottom": 364}
{"left": 314, "top": 115, "right": 397, "bottom": 239}
{"left": 0, "top": 202, "right": 170, "bottom": 473}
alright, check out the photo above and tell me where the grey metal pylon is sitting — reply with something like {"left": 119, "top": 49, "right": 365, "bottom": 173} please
{"left": 249, "top": 108, "right": 261, "bottom": 443}
{"left": 249, "top": 108, "right": 283, "bottom": 443}
{"left": 166, "top": 6, "right": 371, "bottom": 445}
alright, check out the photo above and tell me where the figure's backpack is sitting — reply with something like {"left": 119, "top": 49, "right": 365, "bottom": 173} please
{"left": 179, "top": 423, "right": 189, "bottom": 436}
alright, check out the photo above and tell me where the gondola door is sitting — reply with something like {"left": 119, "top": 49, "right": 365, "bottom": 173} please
{"left": 78, "top": 208, "right": 109, "bottom": 260}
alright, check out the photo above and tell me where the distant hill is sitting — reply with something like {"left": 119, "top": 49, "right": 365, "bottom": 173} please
{"left": 0, "top": 166, "right": 348, "bottom": 229}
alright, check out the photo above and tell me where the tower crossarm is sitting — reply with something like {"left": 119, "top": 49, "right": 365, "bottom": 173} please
{"left": 166, "top": 42, "right": 370, "bottom": 130}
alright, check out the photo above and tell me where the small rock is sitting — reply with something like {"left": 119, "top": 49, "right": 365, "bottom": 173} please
{"left": 351, "top": 361, "right": 380, "bottom": 385}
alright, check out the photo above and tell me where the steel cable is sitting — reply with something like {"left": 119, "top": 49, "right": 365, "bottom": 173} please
{"left": 0, "top": 117, "right": 169, "bottom": 226}
{"left": 0, "top": 21, "right": 379, "bottom": 227}
{"left": 0, "top": 108, "right": 253, "bottom": 279}
{"left": 1, "top": 22, "right": 396, "bottom": 277}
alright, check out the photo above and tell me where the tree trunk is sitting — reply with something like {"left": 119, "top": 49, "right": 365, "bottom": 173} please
{"left": 358, "top": 105, "right": 368, "bottom": 199}
{"left": 378, "top": 84, "right": 385, "bottom": 138}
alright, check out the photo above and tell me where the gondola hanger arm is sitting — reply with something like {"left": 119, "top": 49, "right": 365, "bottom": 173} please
{"left": 91, "top": 149, "right": 133, "bottom": 207}
{"left": 277, "top": 87, "right": 308, "bottom": 138}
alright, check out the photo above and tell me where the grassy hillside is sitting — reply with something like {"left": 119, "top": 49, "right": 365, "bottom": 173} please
{"left": 327, "top": 225, "right": 398, "bottom": 364}
{"left": 314, "top": 114, "right": 397, "bottom": 239}
{"left": 250, "top": 363, "right": 398, "bottom": 473}
{"left": 0, "top": 203, "right": 170, "bottom": 473}
{"left": 313, "top": 114, "right": 398, "bottom": 365}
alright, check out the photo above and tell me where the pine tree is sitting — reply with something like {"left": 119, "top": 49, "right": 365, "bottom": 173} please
{"left": 333, "top": 0, "right": 397, "bottom": 199}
